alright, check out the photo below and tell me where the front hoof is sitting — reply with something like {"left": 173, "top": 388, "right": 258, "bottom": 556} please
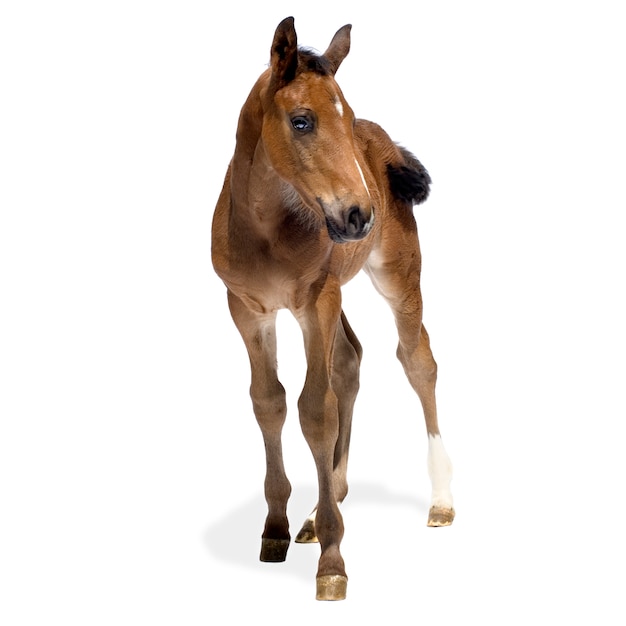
{"left": 295, "top": 519, "right": 318, "bottom": 544}
{"left": 427, "top": 506, "right": 455, "bottom": 527}
{"left": 260, "top": 538, "right": 290, "bottom": 562}
{"left": 316, "top": 574, "right": 347, "bottom": 601}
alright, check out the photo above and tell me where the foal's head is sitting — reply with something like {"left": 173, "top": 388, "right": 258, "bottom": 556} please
{"left": 261, "top": 17, "right": 374, "bottom": 243}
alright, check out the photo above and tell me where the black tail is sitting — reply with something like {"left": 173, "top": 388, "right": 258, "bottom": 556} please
{"left": 386, "top": 146, "right": 431, "bottom": 205}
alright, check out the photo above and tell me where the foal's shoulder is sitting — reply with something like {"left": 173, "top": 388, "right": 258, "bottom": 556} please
{"left": 355, "top": 119, "right": 431, "bottom": 206}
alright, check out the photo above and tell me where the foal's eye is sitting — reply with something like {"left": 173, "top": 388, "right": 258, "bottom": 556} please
{"left": 291, "top": 116, "right": 314, "bottom": 133}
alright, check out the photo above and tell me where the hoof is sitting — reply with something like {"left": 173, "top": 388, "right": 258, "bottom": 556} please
{"left": 295, "top": 519, "right": 318, "bottom": 544}
{"left": 260, "top": 538, "right": 290, "bottom": 562}
{"left": 316, "top": 574, "right": 347, "bottom": 601}
{"left": 427, "top": 506, "right": 455, "bottom": 527}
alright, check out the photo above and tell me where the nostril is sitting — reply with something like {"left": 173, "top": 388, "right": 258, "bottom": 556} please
{"left": 346, "top": 206, "right": 363, "bottom": 235}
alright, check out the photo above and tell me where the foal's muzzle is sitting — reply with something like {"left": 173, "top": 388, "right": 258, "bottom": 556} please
{"left": 325, "top": 206, "right": 374, "bottom": 243}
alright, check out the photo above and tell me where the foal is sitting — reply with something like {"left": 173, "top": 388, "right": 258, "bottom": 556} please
{"left": 211, "top": 17, "right": 454, "bottom": 600}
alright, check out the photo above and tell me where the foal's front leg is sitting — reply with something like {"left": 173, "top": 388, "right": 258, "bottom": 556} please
{"left": 296, "top": 282, "right": 348, "bottom": 601}
{"left": 227, "top": 291, "right": 292, "bottom": 562}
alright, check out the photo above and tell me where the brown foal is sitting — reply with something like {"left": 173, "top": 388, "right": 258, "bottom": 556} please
{"left": 211, "top": 17, "right": 454, "bottom": 600}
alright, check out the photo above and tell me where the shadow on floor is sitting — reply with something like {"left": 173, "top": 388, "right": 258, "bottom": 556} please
{"left": 204, "top": 482, "right": 429, "bottom": 582}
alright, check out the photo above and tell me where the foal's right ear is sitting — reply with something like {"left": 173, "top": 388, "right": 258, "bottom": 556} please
{"left": 323, "top": 24, "right": 352, "bottom": 74}
{"left": 270, "top": 16, "right": 298, "bottom": 91}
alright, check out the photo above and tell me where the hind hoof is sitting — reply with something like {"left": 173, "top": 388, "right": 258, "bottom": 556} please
{"left": 316, "top": 574, "right": 347, "bottom": 601}
{"left": 295, "top": 519, "right": 318, "bottom": 543}
{"left": 260, "top": 538, "right": 290, "bottom": 562}
{"left": 428, "top": 506, "right": 455, "bottom": 527}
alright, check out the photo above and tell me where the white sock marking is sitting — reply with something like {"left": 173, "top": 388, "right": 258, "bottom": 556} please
{"left": 428, "top": 435, "right": 454, "bottom": 509}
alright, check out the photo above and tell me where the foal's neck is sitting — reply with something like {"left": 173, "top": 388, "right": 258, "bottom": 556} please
{"left": 229, "top": 73, "right": 296, "bottom": 240}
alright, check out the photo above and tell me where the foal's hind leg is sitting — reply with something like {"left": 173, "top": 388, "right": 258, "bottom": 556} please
{"left": 227, "top": 291, "right": 292, "bottom": 561}
{"left": 397, "top": 322, "right": 455, "bottom": 526}
{"left": 295, "top": 311, "right": 362, "bottom": 544}
{"left": 366, "top": 232, "right": 454, "bottom": 526}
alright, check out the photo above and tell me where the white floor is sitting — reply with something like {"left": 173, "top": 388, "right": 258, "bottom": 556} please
{"left": 2, "top": 2, "right": 625, "bottom": 624}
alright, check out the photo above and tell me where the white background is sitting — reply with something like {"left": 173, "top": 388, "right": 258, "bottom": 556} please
{"left": 2, "top": 1, "right": 625, "bottom": 623}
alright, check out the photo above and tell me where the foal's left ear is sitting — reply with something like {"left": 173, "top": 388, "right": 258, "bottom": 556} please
{"left": 323, "top": 24, "right": 352, "bottom": 74}
{"left": 270, "top": 16, "right": 299, "bottom": 90}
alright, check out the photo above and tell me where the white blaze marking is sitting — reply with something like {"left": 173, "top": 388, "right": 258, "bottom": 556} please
{"left": 334, "top": 98, "right": 344, "bottom": 117}
{"left": 428, "top": 435, "right": 454, "bottom": 509}
{"left": 354, "top": 158, "right": 370, "bottom": 196}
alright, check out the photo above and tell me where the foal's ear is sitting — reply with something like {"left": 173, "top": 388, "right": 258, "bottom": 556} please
{"left": 270, "top": 16, "right": 299, "bottom": 90}
{"left": 323, "top": 24, "right": 352, "bottom": 74}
